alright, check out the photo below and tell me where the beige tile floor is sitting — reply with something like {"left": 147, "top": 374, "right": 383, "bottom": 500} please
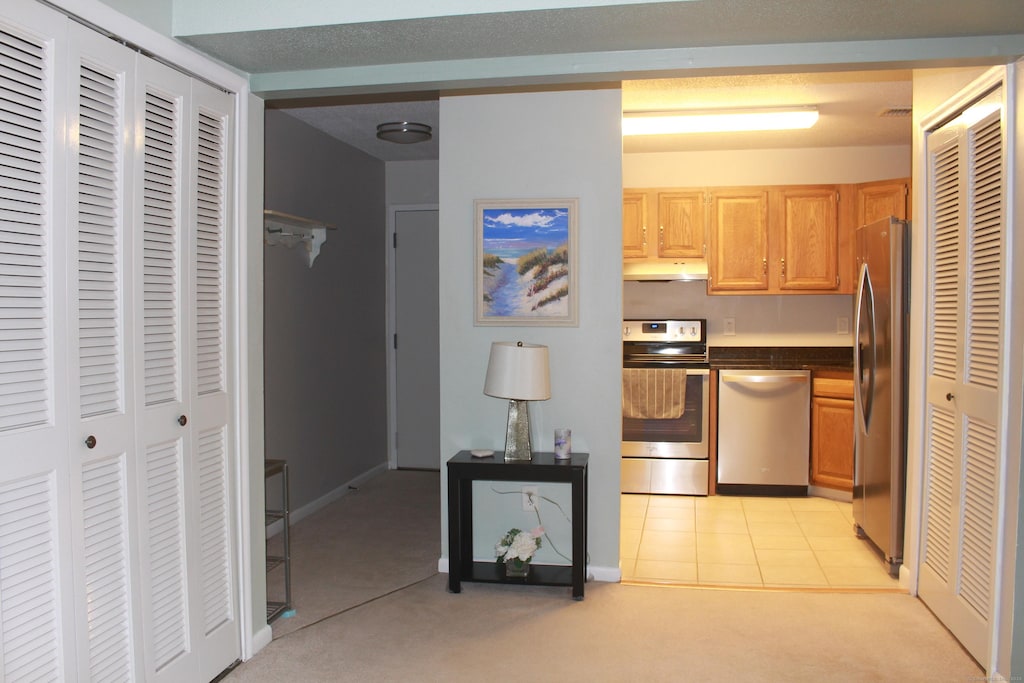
{"left": 621, "top": 493, "right": 902, "bottom": 590}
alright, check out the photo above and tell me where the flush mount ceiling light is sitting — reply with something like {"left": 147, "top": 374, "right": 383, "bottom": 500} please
{"left": 622, "top": 107, "right": 819, "bottom": 136}
{"left": 376, "top": 121, "right": 433, "bottom": 144}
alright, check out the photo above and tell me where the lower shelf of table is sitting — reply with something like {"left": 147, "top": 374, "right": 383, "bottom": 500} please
{"left": 461, "top": 561, "right": 575, "bottom": 587}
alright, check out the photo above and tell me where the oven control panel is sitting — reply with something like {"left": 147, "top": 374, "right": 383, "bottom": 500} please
{"left": 622, "top": 319, "right": 705, "bottom": 342}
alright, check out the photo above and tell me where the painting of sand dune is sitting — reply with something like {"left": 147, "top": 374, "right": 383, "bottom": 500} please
{"left": 475, "top": 199, "right": 578, "bottom": 326}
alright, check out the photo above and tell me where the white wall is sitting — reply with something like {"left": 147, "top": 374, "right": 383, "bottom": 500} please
{"left": 439, "top": 88, "right": 623, "bottom": 577}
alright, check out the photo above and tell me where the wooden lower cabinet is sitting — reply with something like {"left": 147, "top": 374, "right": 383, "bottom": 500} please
{"left": 810, "top": 375, "right": 854, "bottom": 492}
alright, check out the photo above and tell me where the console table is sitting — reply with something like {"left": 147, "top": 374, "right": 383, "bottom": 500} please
{"left": 446, "top": 450, "right": 589, "bottom": 600}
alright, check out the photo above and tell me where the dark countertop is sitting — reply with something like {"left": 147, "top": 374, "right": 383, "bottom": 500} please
{"left": 709, "top": 346, "right": 853, "bottom": 371}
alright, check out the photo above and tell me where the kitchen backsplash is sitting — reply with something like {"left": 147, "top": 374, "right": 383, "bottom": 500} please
{"left": 623, "top": 280, "right": 854, "bottom": 347}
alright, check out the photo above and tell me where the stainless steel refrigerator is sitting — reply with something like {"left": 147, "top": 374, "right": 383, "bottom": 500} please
{"left": 853, "top": 217, "right": 910, "bottom": 576}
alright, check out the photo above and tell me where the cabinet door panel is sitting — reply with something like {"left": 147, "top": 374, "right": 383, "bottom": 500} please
{"left": 779, "top": 188, "right": 838, "bottom": 291}
{"left": 811, "top": 396, "right": 853, "bottom": 491}
{"left": 657, "top": 191, "right": 704, "bottom": 258}
{"left": 708, "top": 190, "right": 768, "bottom": 291}
{"left": 858, "top": 180, "right": 908, "bottom": 227}
{"left": 622, "top": 191, "right": 648, "bottom": 258}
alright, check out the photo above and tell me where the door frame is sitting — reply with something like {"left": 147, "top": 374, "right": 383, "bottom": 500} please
{"left": 386, "top": 203, "right": 440, "bottom": 470}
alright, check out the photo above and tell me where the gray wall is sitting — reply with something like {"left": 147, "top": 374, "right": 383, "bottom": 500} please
{"left": 264, "top": 110, "right": 388, "bottom": 510}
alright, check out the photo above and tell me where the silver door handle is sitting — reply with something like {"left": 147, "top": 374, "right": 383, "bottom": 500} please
{"left": 721, "top": 374, "right": 808, "bottom": 384}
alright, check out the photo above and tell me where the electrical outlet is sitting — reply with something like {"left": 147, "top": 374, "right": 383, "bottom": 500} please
{"left": 522, "top": 485, "right": 539, "bottom": 511}
{"left": 837, "top": 316, "right": 850, "bottom": 334}
{"left": 723, "top": 317, "right": 736, "bottom": 336}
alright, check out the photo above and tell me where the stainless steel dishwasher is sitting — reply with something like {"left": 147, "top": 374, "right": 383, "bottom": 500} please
{"left": 717, "top": 369, "right": 811, "bottom": 494}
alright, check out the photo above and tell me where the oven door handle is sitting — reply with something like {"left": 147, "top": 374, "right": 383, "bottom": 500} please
{"left": 622, "top": 365, "right": 709, "bottom": 375}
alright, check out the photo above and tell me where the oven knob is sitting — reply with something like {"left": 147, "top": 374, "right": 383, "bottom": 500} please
{"left": 624, "top": 326, "right": 631, "bottom": 336}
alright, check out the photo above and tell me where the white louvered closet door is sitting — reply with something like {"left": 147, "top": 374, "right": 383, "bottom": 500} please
{"left": 132, "top": 56, "right": 197, "bottom": 683}
{"left": 919, "top": 87, "right": 1005, "bottom": 665}
{"left": 65, "top": 23, "right": 141, "bottom": 682}
{"left": 0, "top": 3, "right": 75, "bottom": 680}
{"left": 186, "top": 79, "right": 240, "bottom": 683}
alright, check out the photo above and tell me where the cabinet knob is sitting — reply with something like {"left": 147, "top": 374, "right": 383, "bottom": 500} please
{"left": 945, "top": 393, "right": 954, "bottom": 402}
{"left": 178, "top": 414, "right": 188, "bottom": 426}
{"left": 85, "top": 435, "right": 97, "bottom": 449}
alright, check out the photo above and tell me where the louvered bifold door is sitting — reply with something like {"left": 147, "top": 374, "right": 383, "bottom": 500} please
{"left": 0, "top": 3, "right": 74, "bottom": 680}
{"left": 919, "top": 87, "right": 1005, "bottom": 665}
{"left": 131, "top": 56, "right": 196, "bottom": 683}
{"left": 185, "top": 80, "right": 240, "bottom": 683}
{"left": 65, "top": 23, "right": 141, "bottom": 682}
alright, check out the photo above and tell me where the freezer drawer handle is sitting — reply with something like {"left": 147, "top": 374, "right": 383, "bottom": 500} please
{"left": 721, "top": 373, "right": 808, "bottom": 384}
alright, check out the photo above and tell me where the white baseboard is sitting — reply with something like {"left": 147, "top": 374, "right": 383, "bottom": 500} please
{"left": 266, "top": 463, "right": 389, "bottom": 537}
{"left": 249, "top": 624, "right": 273, "bottom": 658}
{"left": 437, "top": 557, "right": 622, "bottom": 584}
{"left": 588, "top": 565, "right": 622, "bottom": 583}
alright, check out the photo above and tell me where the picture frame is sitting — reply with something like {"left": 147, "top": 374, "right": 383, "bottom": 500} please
{"left": 474, "top": 198, "right": 579, "bottom": 327}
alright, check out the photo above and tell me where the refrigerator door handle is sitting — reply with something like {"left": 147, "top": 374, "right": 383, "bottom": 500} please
{"left": 854, "top": 262, "right": 876, "bottom": 432}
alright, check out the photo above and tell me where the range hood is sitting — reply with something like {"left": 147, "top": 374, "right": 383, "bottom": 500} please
{"left": 623, "top": 259, "right": 709, "bottom": 281}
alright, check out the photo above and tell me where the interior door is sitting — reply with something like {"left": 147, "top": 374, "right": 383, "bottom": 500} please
{"left": 133, "top": 55, "right": 196, "bottom": 682}
{"left": 918, "top": 86, "right": 1005, "bottom": 666}
{"left": 186, "top": 77, "right": 240, "bottom": 682}
{"left": 394, "top": 208, "right": 440, "bottom": 469}
{"left": 66, "top": 23, "right": 140, "bottom": 680}
{"left": 0, "top": 4, "right": 72, "bottom": 678}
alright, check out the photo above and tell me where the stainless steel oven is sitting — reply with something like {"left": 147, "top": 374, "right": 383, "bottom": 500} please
{"left": 621, "top": 319, "right": 710, "bottom": 495}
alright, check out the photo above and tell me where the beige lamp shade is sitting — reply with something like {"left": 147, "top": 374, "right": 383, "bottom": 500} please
{"left": 483, "top": 341, "right": 551, "bottom": 401}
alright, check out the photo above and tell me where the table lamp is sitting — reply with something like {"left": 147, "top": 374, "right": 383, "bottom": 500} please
{"left": 484, "top": 341, "right": 551, "bottom": 461}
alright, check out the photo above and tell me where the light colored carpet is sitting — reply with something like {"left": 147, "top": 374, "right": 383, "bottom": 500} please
{"left": 264, "top": 469, "right": 441, "bottom": 638}
{"left": 236, "top": 470, "right": 982, "bottom": 682}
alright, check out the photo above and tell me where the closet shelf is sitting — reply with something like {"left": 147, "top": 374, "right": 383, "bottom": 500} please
{"left": 263, "top": 209, "right": 336, "bottom": 234}
{"left": 264, "top": 210, "right": 336, "bottom": 267}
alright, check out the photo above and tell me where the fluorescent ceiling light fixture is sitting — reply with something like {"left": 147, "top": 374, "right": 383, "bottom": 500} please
{"left": 622, "top": 107, "right": 819, "bottom": 135}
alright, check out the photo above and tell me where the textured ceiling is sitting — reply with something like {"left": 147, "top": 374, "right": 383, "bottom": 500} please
{"left": 271, "top": 70, "right": 912, "bottom": 161}
{"left": 183, "top": 1, "right": 1022, "bottom": 161}
{"left": 181, "top": 1, "right": 1024, "bottom": 75}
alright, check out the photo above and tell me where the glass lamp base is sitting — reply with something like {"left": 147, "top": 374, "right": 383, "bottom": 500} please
{"left": 503, "top": 399, "right": 533, "bottom": 461}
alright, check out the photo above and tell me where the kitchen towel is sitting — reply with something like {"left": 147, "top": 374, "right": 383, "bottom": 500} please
{"left": 622, "top": 368, "right": 686, "bottom": 420}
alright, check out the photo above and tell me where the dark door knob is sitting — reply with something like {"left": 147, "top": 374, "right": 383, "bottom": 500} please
{"left": 85, "top": 435, "right": 97, "bottom": 449}
{"left": 178, "top": 414, "right": 188, "bottom": 426}
{"left": 945, "top": 393, "right": 954, "bottom": 401}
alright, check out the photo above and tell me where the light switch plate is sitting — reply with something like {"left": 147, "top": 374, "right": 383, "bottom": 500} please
{"left": 723, "top": 318, "right": 736, "bottom": 336}
{"left": 837, "top": 316, "right": 850, "bottom": 334}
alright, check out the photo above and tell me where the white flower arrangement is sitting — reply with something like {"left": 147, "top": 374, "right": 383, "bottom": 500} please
{"left": 495, "top": 526, "right": 543, "bottom": 563}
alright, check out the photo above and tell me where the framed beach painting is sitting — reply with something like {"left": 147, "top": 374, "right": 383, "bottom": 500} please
{"left": 475, "top": 198, "right": 579, "bottom": 327}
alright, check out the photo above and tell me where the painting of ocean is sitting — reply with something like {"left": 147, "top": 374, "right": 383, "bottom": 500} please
{"left": 480, "top": 205, "right": 571, "bottom": 319}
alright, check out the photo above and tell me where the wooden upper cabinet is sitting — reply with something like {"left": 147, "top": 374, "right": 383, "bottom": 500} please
{"left": 776, "top": 187, "right": 839, "bottom": 291}
{"left": 622, "top": 190, "right": 649, "bottom": 259}
{"left": 657, "top": 191, "right": 705, "bottom": 258}
{"left": 707, "top": 189, "right": 769, "bottom": 292}
{"left": 857, "top": 178, "right": 909, "bottom": 226}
